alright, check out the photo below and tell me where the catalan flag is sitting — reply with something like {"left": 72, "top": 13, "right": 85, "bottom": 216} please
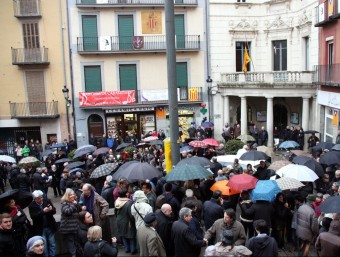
{"left": 243, "top": 46, "right": 252, "bottom": 74}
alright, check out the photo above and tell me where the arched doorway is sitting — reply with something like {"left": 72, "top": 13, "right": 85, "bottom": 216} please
{"left": 88, "top": 114, "right": 104, "bottom": 144}
{"left": 274, "top": 104, "right": 288, "bottom": 135}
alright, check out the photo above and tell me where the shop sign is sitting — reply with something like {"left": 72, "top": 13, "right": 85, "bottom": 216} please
{"left": 105, "top": 106, "right": 154, "bottom": 113}
{"left": 318, "top": 91, "right": 340, "bottom": 109}
{"left": 79, "top": 90, "right": 136, "bottom": 107}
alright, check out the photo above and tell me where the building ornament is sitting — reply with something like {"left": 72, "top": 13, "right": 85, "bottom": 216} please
{"left": 264, "top": 16, "right": 293, "bottom": 44}
{"left": 229, "top": 19, "right": 258, "bottom": 46}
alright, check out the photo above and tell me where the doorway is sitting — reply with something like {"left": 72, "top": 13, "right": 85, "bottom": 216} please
{"left": 274, "top": 104, "right": 288, "bottom": 134}
{"left": 88, "top": 114, "right": 104, "bottom": 142}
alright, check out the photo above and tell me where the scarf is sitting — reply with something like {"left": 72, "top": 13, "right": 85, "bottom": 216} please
{"left": 9, "top": 205, "right": 20, "bottom": 217}
{"left": 84, "top": 191, "right": 95, "bottom": 215}
{"left": 225, "top": 221, "right": 234, "bottom": 230}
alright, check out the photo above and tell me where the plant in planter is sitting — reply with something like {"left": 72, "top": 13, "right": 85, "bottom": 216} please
{"left": 225, "top": 139, "right": 244, "bottom": 155}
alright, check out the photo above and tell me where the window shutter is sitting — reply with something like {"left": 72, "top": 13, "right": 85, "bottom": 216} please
{"left": 82, "top": 15, "right": 98, "bottom": 50}
{"left": 176, "top": 62, "right": 188, "bottom": 88}
{"left": 118, "top": 15, "right": 134, "bottom": 50}
{"left": 175, "top": 14, "right": 185, "bottom": 48}
{"left": 119, "top": 64, "right": 137, "bottom": 91}
{"left": 84, "top": 66, "right": 102, "bottom": 92}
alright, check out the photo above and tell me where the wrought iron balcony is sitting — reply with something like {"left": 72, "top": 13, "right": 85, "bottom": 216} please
{"left": 313, "top": 64, "right": 340, "bottom": 87}
{"left": 10, "top": 101, "right": 59, "bottom": 119}
{"left": 76, "top": 0, "right": 197, "bottom": 8}
{"left": 77, "top": 35, "right": 200, "bottom": 54}
{"left": 13, "top": 0, "right": 41, "bottom": 18}
{"left": 220, "top": 71, "right": 314, "bottom": 86}
{"left": 12, "top": 48, "right": 49, "bottom": 65}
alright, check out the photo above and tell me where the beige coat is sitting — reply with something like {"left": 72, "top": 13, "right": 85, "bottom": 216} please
{"left": 137, "top": 224, "right": 166, "bottom": 257}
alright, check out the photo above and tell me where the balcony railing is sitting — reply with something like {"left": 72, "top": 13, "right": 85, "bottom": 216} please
{"left": 12, "top": 48, "right": 49, "bottom": 65}
{"left": 220, "top": 71, "right": 314, "bottom": 85}
{"left": 76, "top": 0, "right": 197, "bottom": 8}
{"left": 137, "top": 87, "right": 202, "bottom": 103}
{"left": 77, "top": 35, "right": 200, "bottom": 54}
{"left": 10, "top": 101, "right": 59, "bottom": 118}
{"left": 315, "top": 0, "right": 340, "bottom": 27}
{"left": 313, "top": 64, "right": 340, "bottom": 87}
{"left": 13, "top": 0, "right": 41, "bottom": 18}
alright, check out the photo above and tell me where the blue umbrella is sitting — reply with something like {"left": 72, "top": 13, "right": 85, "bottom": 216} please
{"left": 251, "top": 180, "right": 281, "bottom": 202}
{"left": 279, "top": 140, "right": 299, "bottom": 149}
{"left": 201, "top": 121, "right": 214, "bottom": 128}
{"left": 180, "top": 145, "right": 194, "bottom": 153}
{"left": 50, "top": 143, "right": 66, "bottom": 148}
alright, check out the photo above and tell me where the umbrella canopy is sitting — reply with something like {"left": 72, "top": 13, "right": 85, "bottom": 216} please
{"left": 268, "top": 160, "right": 291, "bottom": 171}
{"left": 239, "top": 151, "right": 269, "bottom": 161}
{"left": 210, "top": 180, "right": 240, "bottom": 196}
{"left": 41, "top": 149, "right": 54, "bottom": 158}
{"left": 332, "top": 144, "right": 340, "bottom": 151}
{"left": 202, "top": 138, "right": 220, "bottom": 147}
{"left": 93, "top": 147, "right": 111, "bottom": 156}
{"left": 19, "top": 156, "right": 40, "bottom": 165}
{"left": 304, "top": 130, "right": 319, "bottom": 134}
{"left": 290, "top": 150, "right": 312, "bottom": 158}
{"left": 0, "top": 189, "right": 33, "bottom": 210}
{"left": 276, "top": 164, "right": 319, "bottom": 182}
{"left": 292, "top": 155, "right": 324, "bottom": 177}
{"left": 251, "top": 180, "right": 281, "bottom": 201}
{"left": 143, "top": 136, "right": 159, "bottom": 142}
{"left": 165, "top": 164, "right": 213, "bottom": 181}
{"left": 115, "top": 143, "right": 131, "bottom": 152}
{"left": 201, "top": 122, "right": 214, "bottom": 128}
{"left": 74, "top": 145, "right": 96, "bottom": 158}
{"left": 69, "top": 168, "right": 84, "bottom": 174}
{"left": 50, "top": 143, "right": 66, "bottom": 148}
{"left": 189, "top": 140, "right": 208, "bottom": 148}
{"left": 237, "top": 134, "right": 256, "bottom": 142}
{"left": 112, "top": 161, "right": 161, "bottom": 181}
{"left": 150, "top": 140, "right": 163, "bottom": 146}
{"left": 319, "top": 151, "right": 340, "bottom": 166}
{"left": 219, "top": 161, "right": 248, "bottom": 170}
{"left": 256, "top": 146, "right": 274, "bottom": 157}
{"left": 317, "top": 195, "right": 340, "bottom": 213}
{"left": 176, "top": 156, "right": 212, "bottom": 168}
{"left": 90, "top": 163, "right": 119, "bottom": 179}
{"left": 312, "top": 142, "right": 334, "bottom": 152}
{"left": 275, "top": 177, "right": 305, "bottom": 191}
{"left": 136, "top": 142, "right": 150, "bottom": 148}
{"left": 65, "top": 161, "right": 85, "bottom": 170}
{"left": 226, "top": 174, "right": 259, "bottom": 191}
{"left": 180, "top": 145, "right": 194, "bottom": 153}
{"left": 54, "top": 157, "right": 73, "bottom": 164}
{"left": 279, "top": 141, "right": 300, "bottom": 149}
{"left": 0, "top": 155, "right": 16, "bottom": 163}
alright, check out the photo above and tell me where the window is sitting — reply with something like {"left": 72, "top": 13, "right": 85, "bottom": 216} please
{"left": 236, "top": 41, "right": 251, "bottom": 72}
{"left": 119, "top": 64, "right": 137, "bottom": 91}
{"left": 22, "top": 22, "right": 40, "bottom": 48}
{"left": 304, "top": 37, "right": 309, "bottom": 71}
{"left": 328, "top": 41, "right": 334, "bottom": 65}
{"left": 82, "top": 15, "right": 98, "bottom": 51}
{"left": 84, "top": 66, "right": 102, "bottom": 92}
{"left": 237, "top": 0, "right": 246, "bottom": 2}
{"left": 25, "top": 71, "right": 46, "bottom": 114}
{"left": 273, "top": 40, "right": 287, "bottom": 71}
{"left": 175, "top": 14, "right": 185, "bottom": 48}
{"left": 118, "top": 15, "right": 134, "bottom": 50}
{"left": 176, "top": 62, "right": 188, "bottom": 100}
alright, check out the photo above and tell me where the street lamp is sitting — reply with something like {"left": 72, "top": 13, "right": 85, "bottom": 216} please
{"left": 206, "top": 76, "right": 216, "bottom": 122}
{"left": 62, "top": 85, "right": 71, "bottom": 140}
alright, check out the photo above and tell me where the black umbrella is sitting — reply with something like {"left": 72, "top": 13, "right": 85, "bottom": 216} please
{"left": 239, "top": 150, "right": 269, "bottom": 161}
{"left": 115, "top": 143, "right": 131, "bottom": 152}
{"left": 0, "top": 189, "right": 33, "bottom": 210}
{"left": 54, "top": 157, "right": 73, "bottom": 164}
{"left": 41, "top": 149, "right": 54, "bottom": 157}
{"left": 332, "top": 144, "right": 340, "bottom": 151}
{"left": 312, "top": 142, "right": 334, "bottom": 152}
{"left": 93, "top": 147, "right": 111, "bottom": 156}
{"left": 73, "top": 145, "right": 97, "bottom": 159}
{"left": 150, "top": 140, "right": 163, "bottom": 146}
{"left": 319, "top": 151, "right": 340, "bottom": 166}
{"left": 50, "top": 143, "right": 66, "bottom": 148}
{"left": 112, "top": 161, "right": 161, "bottom": 181}
{"left": 65, "top": 161, "right": 85, "bottom": 170}
{"left": 292, "top": 155, "right": 324, "bottom": 177}
{"left": 176, "top": 156, "right": 213, "bottom": 168}
{"left": 304, "top": 130, "right": 319, "bottom": 134}
{"left": 317, "top": 195, "right": 340, "bottom": 213}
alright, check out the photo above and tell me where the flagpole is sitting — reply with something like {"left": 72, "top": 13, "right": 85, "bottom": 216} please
{"left": 244, "top": 34, "right": 255, "bottom": 72}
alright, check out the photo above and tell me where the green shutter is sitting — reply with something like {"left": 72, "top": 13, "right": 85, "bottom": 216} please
{"left": 175, "top": 0, "right": 184, "bottom": 3}
{"left": 118, "top": 15, "right": 134, "bottom": 50}
{"left": 81, "top": 0, "right": 96, "bottom": 3}
{"left": 119, "top": 64, "right": 137, "bottom": 91}
{"left": 175, "top": 14, "right": 185, "bottom": 48}
{"left": 176, "top": 62, "right": 188, "bottom": 88}
{"left": 82, "top": 15, "right": 98, "bottom": 51}
{"left": 84, "top": 66, "right": 102, "bottom": 92}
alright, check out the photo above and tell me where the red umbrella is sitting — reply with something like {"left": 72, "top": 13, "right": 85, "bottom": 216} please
{"left": 189, "top": 140, "right": 208, "bottom": 148}
{"left": 202, "top": 138, "right": 219, "bottom": 147}
{"left": 226, "top": 174, "right": 258, "bottom": 191}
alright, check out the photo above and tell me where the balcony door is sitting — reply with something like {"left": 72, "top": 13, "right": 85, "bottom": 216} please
{"left": 119, "top": 64, "right": 137, "bottom": 99}
{"left": 176, "top": 62, "right": 188, "bottom": 100}
{"left": 328, "top": 41, "right": 334, "bottom": 81}
{"left": 82, "top": 15, "right": 98, "bottom": 51}
{"left": 22, "top": 22, "right": 41, "bottom": 62}
{"left": 25, "top": 71, "right": 46, "bottom": 115}
{"left": 175, "top": 14, "right": 185, "bottom": 48}
{"left": 118, "top": 15, "right": 134, "bottom": 50}
{"left": 273, "top": 40, "right": 287, "bottom": 71}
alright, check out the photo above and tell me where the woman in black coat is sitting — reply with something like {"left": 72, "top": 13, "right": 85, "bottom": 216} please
{"left": 239, "top": 191, "right": 254, "bottom": 239}
{"left": 272, "top": 193, "right": 290, "bottom": 249}
{"left": 76, "top": 211, "right": 93, "bottom": 257}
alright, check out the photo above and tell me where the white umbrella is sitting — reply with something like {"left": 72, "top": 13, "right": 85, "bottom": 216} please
{"left": 0, "top": 155, "right": 16, "bottom": 163}
{"left": 276, "top": 177, "right": 305, "bottom": 190}
{"left": 276, "top": 164, "right": 318, "bottom": 182}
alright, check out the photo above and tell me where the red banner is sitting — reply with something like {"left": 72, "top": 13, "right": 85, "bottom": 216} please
{"left": 79, "top": 90, "right": 136, "bottom": 107}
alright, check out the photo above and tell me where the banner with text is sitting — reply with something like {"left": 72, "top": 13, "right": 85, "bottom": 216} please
{"left": 79, "top": 90, "right": 136, "bottom": 107}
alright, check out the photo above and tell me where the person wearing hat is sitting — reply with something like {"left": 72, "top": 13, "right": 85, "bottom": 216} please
{"left": 296, "top": 194, "right": 319, "bottom": 257}
{"left": 131, "top": 190, "right": 153, "bottom": 230}
{"left": 26, "top": 236, "right": 44, "bottom": 257}
{"left": 137, "top": 213, "right": 166, "bottom": 257}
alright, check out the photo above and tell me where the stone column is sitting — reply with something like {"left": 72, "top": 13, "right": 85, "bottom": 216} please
{"left": 223, "top": 95, "right": 230, "bottom": 125}
{"left": 302, "top": 97, "right": 310, "bottom": 151}
{"left": 266, "top": 97, "right": 274, "bottom": 148}
{"left": 241, "top": 97, "right": 247, "bottom": 135}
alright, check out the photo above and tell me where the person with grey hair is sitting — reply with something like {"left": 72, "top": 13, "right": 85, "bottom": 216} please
{"left": 171, "top": 207, "right": 207, "bottom": 257}
{"left": 28, "top": 190, "right": 57, "bottom": 257}
{"left": 156, "top": 204, "right": 173, "bottom": 257}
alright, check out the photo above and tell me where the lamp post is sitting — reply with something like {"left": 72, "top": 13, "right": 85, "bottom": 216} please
{"left": 206, "top": 76, "right": 213, "bottom": 122}
{"left": 62, "top": 85, "right": 71, "bottom": 140}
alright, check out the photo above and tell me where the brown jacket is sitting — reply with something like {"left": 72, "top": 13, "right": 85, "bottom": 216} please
{"left": 315, "top": 220, "right": 340, "bottom": 257}
{"left": 80, "top": 191, "right": 109, "bottom": 226}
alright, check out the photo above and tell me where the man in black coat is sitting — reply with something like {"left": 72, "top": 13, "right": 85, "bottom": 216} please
{"left": 203, "top": 190, "right": 224, "bottom": 231}
{"left": 0, "top": 213, "right": 17, "bottom": 257}
{"left": 171, "top": 207, "right": 207, "bottom": 257}
{"left": 241, "top": 199, "right": 275, "bottom": 229}
{"left": 28, "top": 190, "right": 57, "bottom": 257}
{"left": 155, "top": 204, "right": 174, "bottom": 257}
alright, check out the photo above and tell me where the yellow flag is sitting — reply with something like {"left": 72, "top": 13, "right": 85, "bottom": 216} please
{"left": 243, "top": 47, "right": 252, "bottom": 73}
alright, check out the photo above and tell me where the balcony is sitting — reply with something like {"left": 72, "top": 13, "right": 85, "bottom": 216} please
{"left": 13, "top": 0, "right": 41, "bottom": 18}
{"left": 315, "top": 0, "right": 340, "bottom": 27}
{"left": 77, "top": 35, "right": 200, "bottom": 54}
{"left": 12, "top": 48, "right": 49, "bottom": 65}
{"left": 138, "top": 87, "right": 203, "bottom": 103}
{"left": 76, "top": 0, "right": 198, "bottom": 8}
{"left": 10, "top": 101, "right": 59, "bottom": 119}
{"left": 220, "top": 71, "right": 314, "bottom": 87}
{"left": 313, "top": 64, "right": 340, "bottom": 87}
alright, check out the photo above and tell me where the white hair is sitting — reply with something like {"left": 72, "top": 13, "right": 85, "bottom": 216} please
{"left": 32, "top": 190, "right": 44, "bottom": 199}
{"left": 185, "top": 189, "right": 194, "bottom": 198}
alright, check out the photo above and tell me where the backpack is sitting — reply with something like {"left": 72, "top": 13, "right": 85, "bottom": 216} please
{"left": 93, "top": 241, "right": 105, "bottom": 257}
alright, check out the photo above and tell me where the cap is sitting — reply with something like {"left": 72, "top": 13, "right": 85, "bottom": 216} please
{"left": 220, "top": 229, "right": 233, "bottom": 245}
{"left": 144, "top": 213, "right": 157, "bottom": 225}
{"left": 26, "top": 236, "right": 44, "bottom": 252}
